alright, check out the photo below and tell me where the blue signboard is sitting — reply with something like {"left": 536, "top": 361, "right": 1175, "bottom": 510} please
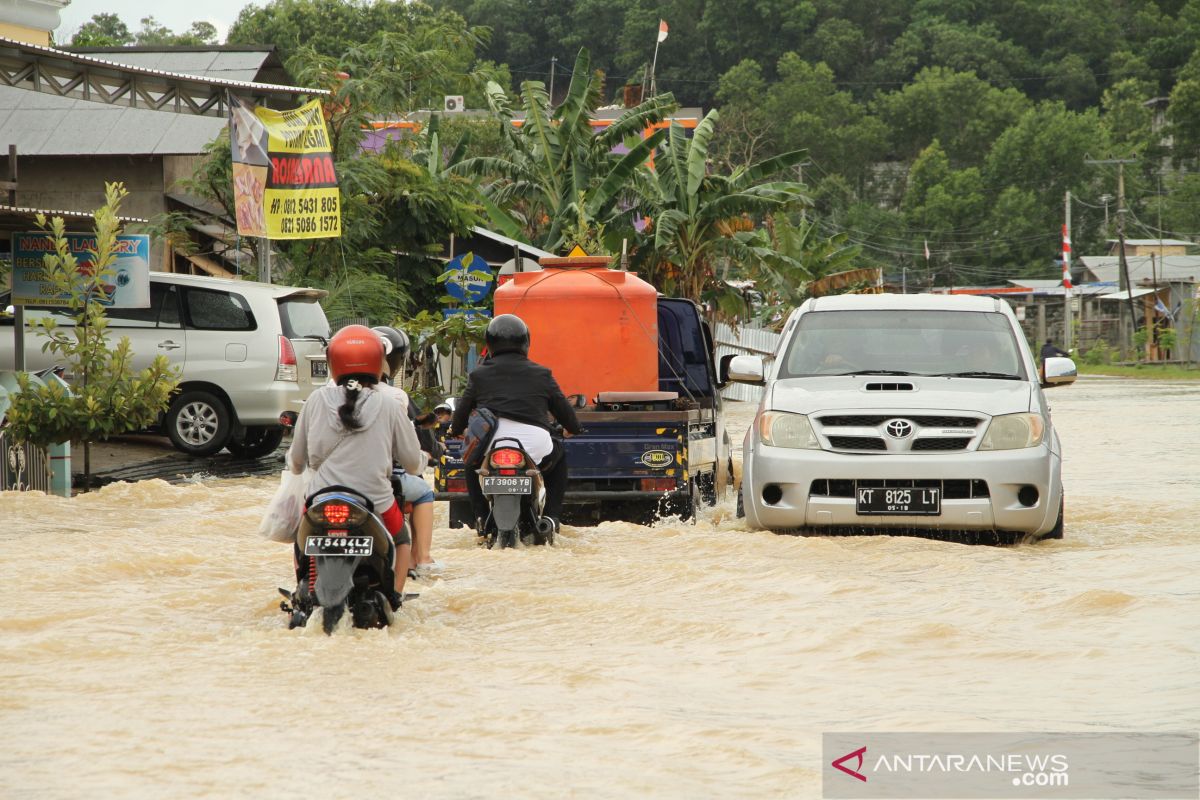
{"left": 444, "top": 253, "right": 493, "bottom": 304}
{"left": 11, "top": 232, "right": 151, "bottom": 308}
{"left": 441, "top": 307, "right": 492, "bottom": 321}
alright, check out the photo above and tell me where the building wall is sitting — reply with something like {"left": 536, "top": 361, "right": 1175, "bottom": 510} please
{"left": 7, "top": 155, "right": 172, "bottom": 265}
{"left": 0, "top": 22, "right": 49, "bottom": 45}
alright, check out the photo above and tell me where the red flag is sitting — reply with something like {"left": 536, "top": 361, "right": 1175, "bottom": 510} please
{"left": 658, "top": 19, "right": 669, "bottom": 43}
{"left": 1061, "top": 224, "right": 1073, "bottom": 289}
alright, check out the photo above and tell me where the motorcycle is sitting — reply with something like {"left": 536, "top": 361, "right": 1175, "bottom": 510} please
{"left": 477, "top": 437, "right": 557, "bottom": 549}
{"left": 278, "top": 485, "right": 402, "bottom": 634}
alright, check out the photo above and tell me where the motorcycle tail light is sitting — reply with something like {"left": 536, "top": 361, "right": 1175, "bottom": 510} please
{"left": 641, "top": 478, "right": 677, "bottom": 492}
{"left": 323, "top": 503, "right": 351, "bottom": 524}
{"left": 489, "top": 448, "right": 525, "bottom": 468}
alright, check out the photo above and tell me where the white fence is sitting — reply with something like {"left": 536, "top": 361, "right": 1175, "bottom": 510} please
{"left": 715, "top": 322, "right": 781, "bottom": 403}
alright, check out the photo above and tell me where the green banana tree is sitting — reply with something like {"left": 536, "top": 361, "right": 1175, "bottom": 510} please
{"left": 629, "top": 109, "right": 811, "bottom": 313}
{"left": 452, "top": 48, "right": 677, "bottom": 252}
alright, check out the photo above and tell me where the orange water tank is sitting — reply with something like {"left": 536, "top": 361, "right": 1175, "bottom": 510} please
{"left": 494, "top": 264, "right": 659, "bottom": 402}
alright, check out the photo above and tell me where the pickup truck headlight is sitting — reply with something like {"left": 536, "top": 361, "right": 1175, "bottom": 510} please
{"left": 979, "top": 413, "right": 1046, "bottom": 450}
{"left": 758, "top": 411, "right": 820, "bottom": 449}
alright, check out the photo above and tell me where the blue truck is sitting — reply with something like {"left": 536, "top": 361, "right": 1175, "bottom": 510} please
{"left": 434, "top": 296, "right": 733, "bottom": 525}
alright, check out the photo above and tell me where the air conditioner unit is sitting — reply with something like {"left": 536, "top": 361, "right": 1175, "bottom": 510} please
{"left": 444, "top": 95, "right": 465, "bottom": 112}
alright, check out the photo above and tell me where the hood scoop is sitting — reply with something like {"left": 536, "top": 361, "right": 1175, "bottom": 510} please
{"left": 865, "top": 382, "right": 915, "bottom": 391}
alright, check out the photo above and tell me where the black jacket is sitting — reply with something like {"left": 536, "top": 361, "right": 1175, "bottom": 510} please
{"left": 450, "top": 351, "right": 581, "bottom": 436}
{"left": 1040, "top": 342, "right": 1069, "bottom": 360}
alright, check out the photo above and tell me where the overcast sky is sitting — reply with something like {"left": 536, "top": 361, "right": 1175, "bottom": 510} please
{"left": 56, "top": 0, "right": 251, "bottom": 44}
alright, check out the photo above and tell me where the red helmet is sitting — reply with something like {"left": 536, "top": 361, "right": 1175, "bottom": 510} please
{"left": 327, "top": 324, "right": 385, "bottom": 383}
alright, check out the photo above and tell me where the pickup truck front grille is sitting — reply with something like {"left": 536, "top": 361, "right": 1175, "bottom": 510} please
{"left": 815, "top": 412, "right": 984, "bottom": 453}
{"left": 911, "top": 437, "right": 973, "bottom": 451}
{"left": 827, "top": 435, "right": 887, "bottom": 451}
{"left": 809, "top": 478, "right": 990, "bottom": 499}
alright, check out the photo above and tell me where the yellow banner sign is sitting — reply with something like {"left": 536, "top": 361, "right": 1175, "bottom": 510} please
{"left": 229, "top": 96, "right": 341, "bottom": 239}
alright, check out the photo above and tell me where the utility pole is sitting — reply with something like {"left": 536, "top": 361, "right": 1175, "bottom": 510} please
{"left": 5, "top": 145, "right": 26, "bottom": 372}
{"left": 549, "top": 56, "right": 557, "bottom": 106}
{"left": 1063, "top": 190, "right": 1072, "bottom": 351}
{"left": 1086, "top": 156, "right": 1138, "bottom": 346}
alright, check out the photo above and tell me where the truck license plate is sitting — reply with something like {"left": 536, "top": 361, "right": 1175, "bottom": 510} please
{"left": 855, "top": 486, "right": 940, "bottom": 515}
{"left": 482, "top": 476, "right": 532, "bottom": 494}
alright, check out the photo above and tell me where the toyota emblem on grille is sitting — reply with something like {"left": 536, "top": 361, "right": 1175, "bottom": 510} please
{"left": 885, "top": 419, "right": 913, "bottom": 438}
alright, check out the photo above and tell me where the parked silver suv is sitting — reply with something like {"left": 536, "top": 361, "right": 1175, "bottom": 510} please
{"left": 1, "top": 272, "right": 330, "bottom": 457}
{"left": 730, "top": 294, "right": 1076, "bottom": 542}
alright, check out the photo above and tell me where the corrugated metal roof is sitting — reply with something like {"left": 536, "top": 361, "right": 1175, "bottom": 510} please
{"left": 1079, "top": 255, "right": 1200, "bottom": 284}
{"left": 1106, "top": 238, "right": 1194, "bottom": 247}
{"left": 0, "top": 85, "right": 226, "bottom": 154}
{"left": 1098, "top": 288, "right": 1157, "bottom": 300}
{"left": 0, "top": 202, "right": 148, "bottom": 224}
{"left": 71, "top": 49, "right": 274, "bottom": 83}
{"left": 2, "top": 36, "right": 324, "bottom": 96}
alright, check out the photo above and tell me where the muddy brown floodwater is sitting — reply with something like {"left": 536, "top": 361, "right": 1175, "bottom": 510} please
{"left": 1, "top": 377, "right": 1197, "bottom": 798}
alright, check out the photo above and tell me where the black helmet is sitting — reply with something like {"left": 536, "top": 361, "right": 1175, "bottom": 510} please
{"left": 485, "top": 314, "right": 530, "bottom": 356}
{"left": 371, "top": 325, "right": 409, "bottom": 377}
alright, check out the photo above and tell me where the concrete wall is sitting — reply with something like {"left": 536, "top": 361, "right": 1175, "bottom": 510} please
{"left": 6, "top": 155, "right": 175, "bottom": 265}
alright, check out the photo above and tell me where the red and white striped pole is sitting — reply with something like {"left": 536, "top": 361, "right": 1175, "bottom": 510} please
{"left": 1061, "top": 223, "right": 1073, "bottom": 289}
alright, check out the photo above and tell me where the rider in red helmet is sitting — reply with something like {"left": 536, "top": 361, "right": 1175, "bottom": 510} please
{"left": 286, "top": 324, "right": 424, "bottom": 600}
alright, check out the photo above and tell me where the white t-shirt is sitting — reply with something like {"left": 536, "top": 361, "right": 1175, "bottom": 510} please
{"left": 492, "top": 418, "right": 553, "bottom": 463}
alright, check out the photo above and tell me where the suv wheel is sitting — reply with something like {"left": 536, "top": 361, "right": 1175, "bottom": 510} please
{"left": 227, "top": 425, "right": 285, "bottom": 459}
{"left": 166, "top": 390, "right": 232, "bottom": 456}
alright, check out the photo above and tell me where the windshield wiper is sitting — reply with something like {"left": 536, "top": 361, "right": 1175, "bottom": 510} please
{"left": 833, "top": 369, "right": 916, "bottom": 376}
{"left": 932, "top": 371, "right": 1021, "bottom": 379}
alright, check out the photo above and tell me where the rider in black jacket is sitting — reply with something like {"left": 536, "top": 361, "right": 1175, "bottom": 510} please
{"left": 450, "top": 314, "right": 582, "bottom": 530}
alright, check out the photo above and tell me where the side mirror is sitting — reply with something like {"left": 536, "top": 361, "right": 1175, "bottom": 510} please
{"left": 726, "top": 354, "right": 766, "bottom": 386}
{"left": 1041, "top": 356, "right": 1077, "bottom": 387}
{"left": 569, "top": 393, "right": 588, "bottom": 408}
{"left": 717, "top": 353, "right": 735, "bottom": 388}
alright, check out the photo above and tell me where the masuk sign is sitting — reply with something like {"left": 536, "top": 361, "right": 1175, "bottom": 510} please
{"left": 443, "top": 253, "right": 493, "bottom": 304}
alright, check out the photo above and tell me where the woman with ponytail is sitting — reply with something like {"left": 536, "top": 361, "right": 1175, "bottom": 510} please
{"left": 286, "top": 325, "right": 423, "bottom": 597}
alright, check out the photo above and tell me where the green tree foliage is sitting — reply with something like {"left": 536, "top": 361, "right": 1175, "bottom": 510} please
{"left": 631, "top": 111, "right": 810, "bottom": 312}
{"left": 68, "top": 13, "right": 216, "bottom": 46}
{"left": 4, "top": 184, "right": 179, "bottom": 489}
{"left": 873, "top": 67, "right": 1030, "bottom": 165}
{"left": 453, "top": 48, "right": 676, "bottom": 251}
{"left": 69, "top": 13, "right": 132, "bottom": 46}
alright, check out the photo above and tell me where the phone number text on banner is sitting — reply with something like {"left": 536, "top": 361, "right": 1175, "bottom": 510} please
{"left": 230, "top": 96, "right": 341, "bottom": 240}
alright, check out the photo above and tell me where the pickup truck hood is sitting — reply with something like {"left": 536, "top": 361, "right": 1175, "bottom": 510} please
{"left": 767, "top": 375, "right": 1034, "bottom": 417}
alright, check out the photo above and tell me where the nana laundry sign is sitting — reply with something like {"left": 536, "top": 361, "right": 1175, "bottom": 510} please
{"left": 229, "top": 95, "right": 341, "bottom": 240}
{"left": 10, "top": 232, "right": 150, "bottom": 308}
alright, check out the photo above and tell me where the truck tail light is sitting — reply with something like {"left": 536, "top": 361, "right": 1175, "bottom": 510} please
{"left": 640, "top": 478, "right": 676, "bottom": 492}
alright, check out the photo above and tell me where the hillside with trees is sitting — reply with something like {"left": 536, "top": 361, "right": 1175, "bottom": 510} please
{"left": 66, "top": 0, "right": 1200, "bottom": 309}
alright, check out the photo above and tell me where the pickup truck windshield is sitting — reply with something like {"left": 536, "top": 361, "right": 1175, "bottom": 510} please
{"left": 778, "top": 309, "right": 1026, "bottom": 379}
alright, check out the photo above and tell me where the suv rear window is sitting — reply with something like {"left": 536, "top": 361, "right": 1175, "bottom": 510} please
{"left": 184, "top": 288, "right": 256, "bottom": 331}
{"left": 278, "top": 298, "right": 331, "bottom": 340}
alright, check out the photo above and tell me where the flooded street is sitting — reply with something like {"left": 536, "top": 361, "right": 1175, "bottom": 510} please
{"left": 1, "top": 378, "right": 1197, "bottom": 798}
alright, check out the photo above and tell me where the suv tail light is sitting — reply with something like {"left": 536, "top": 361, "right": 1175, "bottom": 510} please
{"left": 489, "top": 448, "right": 525, "bottom": 468}
{"left": 275, "top": 335, "right": 298, "bottom": 382}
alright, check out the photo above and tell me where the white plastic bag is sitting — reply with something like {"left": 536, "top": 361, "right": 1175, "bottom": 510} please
{"left": 259, "top": 468, "right": 312, "bottom": 542}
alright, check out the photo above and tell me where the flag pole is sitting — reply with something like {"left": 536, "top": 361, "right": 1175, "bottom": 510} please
{"left": 650, "top": 39, "right": 660, "bottom": 97}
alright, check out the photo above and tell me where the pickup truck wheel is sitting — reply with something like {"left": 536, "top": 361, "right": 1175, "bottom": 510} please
{"left": 165, "top": 390, "right": 232, "bottom": 457}
{"left": 1039, "top": 496, "right": 1065, "bottom": 540}
{"left": 226, "top": 425, "right": 285, "bottom": 458}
